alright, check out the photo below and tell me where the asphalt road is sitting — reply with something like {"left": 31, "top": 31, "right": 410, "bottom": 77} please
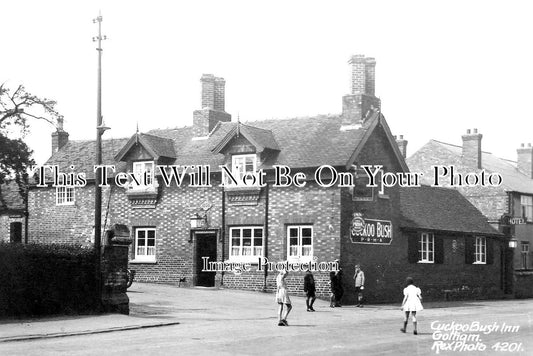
{"left": 1, "top": 283, "right": 532, "bottom": 355}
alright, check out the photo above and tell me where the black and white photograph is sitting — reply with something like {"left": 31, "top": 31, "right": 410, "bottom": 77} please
{"left": 1, "top": 1, "right": 532, "bottom": 355}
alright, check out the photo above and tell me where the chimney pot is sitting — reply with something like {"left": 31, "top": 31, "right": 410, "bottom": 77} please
{"left": 517, "top": 142, "right": 533, "bottom": 179}
{"left": 462, "top": 129, "right": 482, "bottom": 169}
{"left": 342, "top": 55, "right": 381, "bottom": 128}
{"left": 194, "top": 74, "right": 231, "bottom": 137}
{"left": 396, "top": 135, "right": 408, "bottom": 158}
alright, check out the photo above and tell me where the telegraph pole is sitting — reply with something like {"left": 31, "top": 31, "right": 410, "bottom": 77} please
{"left": 93, "top": 12, "right": 107, "bottom": 308}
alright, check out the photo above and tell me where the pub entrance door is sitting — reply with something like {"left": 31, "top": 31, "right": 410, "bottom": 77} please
{"left": 194, "top": 231, "right": 217, "bottom": 287}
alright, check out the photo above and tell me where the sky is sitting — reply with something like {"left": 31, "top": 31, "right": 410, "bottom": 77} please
{"left": 2, "top": 0, "right": 533, "bottom": 166}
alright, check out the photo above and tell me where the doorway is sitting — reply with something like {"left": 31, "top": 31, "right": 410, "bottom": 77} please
{"left": 194, "top": 232, "right": 217, "bottom": 287}
{"left": 10, "top": 222, "right": 22, "bottom": 243}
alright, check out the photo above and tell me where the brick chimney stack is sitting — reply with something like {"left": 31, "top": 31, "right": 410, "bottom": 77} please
{"left": 342, "top": 55, "right": 381, "bottom": 129}
{"left": 461, "top": 128, "right": 483, "bottom": 169}
{"left": 51, "top": 117, "right": 69, "bottom": 154}
{"left": 395, "top": 135, "right": 408, "bottom": 158}
{"left": 517, "top": 143, "right": 533, "bottom": 179}
{"left": 193, "top": 74, "right": 231, "bottom": 137}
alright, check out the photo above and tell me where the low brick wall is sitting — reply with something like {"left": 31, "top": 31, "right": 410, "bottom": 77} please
{"left": 514, "top": 271, "right": 533, "bottom": 299}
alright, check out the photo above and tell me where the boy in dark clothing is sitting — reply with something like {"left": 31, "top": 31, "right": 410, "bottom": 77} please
{"left": 335, "top": 268, "right": 344, "bottom": 307}
{"left": 329, "top": 271, "right": 337, "bottom": 307}
{"left": 303, "top": 269, "right": 316, "bottom": 312}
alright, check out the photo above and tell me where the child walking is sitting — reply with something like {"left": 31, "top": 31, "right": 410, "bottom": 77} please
{"left": 400, "top": 277, "right": 423, "bottom": 335}
{"left": 276, "top": 269, "right": 292, "bottom": 326}
{"left": 303, "top": 269, "right": 316, "bottom": 312}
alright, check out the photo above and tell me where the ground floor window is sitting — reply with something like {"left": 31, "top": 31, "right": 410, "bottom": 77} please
{"left": 287, "top": 225, "right": 313, "bottom": 261}
{"left": 465, "top": 236, "right": 493, "bottom": 265}
{"left": 135, "top": 227, "right": 156, "bottom": 262}
{"left": 474, "top": 236, "right": 486, "bottom": 264}
{"left": 229, "top": 227, "right": 263, "bottom": 261}
{"left": 418, "top": 232, "right": 434, "bottom": 263}
{"left": 522, "top": 242, "right": 530, "bottom": 269}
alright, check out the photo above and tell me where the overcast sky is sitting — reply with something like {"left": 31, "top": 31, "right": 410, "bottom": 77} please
{"left": 2, "top": 0, "right": 532, "bottom": 166}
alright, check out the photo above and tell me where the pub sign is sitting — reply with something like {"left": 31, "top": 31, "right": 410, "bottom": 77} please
{"left": 350, "top": 212, "right": 392, "bottom": 244}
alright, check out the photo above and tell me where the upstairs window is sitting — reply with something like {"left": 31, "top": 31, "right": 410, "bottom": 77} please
{"left": 352, "top": 167, "right": 373, "bottom": 201}
{"left": 229, "top": 154, "right": 257, "bottom": 186}
{"left": 56, "top": 176, "right": 75, "bottom": 205}
{"left": 521, "top": 195, "right": 533, "bottom": 222}
{"left": 132, "top": 161, "right": 155, "bottom": 186}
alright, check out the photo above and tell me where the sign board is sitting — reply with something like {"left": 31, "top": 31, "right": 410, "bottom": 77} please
{"left": 500, "top": 214, "right": 526, "bottom": 225}
{"left": 350, "top": 212, "right": 392, "bottom": 244}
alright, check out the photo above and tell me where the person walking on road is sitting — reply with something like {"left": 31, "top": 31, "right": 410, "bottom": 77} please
{"left": 353, "top": 264, "right": 365, "bottom": 307}
{"left": 303, "top": 269, "right": 316, "bottom": 312}
{"left": 276, "top": 269, "right": 292, "bottom": 326}
{"left": 400, "top": 276, "right": 423, "bottom": 335}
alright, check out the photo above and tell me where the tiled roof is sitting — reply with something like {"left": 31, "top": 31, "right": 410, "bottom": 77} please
{"left": 46, "top": 138, "right": 130, "bottom": 180}
{"left": 0, "top": 182, "right": 25, "bottom": 212}
{"left": 41, "top": 112, "right": 401, "bottom": 180}
{"left": 139, "top": 133, "right": 177, "bottom": 158}
{"left": 212, "top": 124, "right": 280, "bottom": 153}
{"left": 114, "top": 133, "right": 176, "bottom": 162}
{"left": 429, "top": 140, "right": 533, "bottom": 194}
{"left": 400, "top": 185, "right": 502, "bottom": 235}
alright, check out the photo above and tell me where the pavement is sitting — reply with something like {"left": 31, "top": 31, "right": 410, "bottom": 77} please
{"left": 0, "top": 283, "right": 532, "bottom": 355}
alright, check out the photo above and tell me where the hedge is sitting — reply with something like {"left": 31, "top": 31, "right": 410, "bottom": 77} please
{"left": 0, "top": 242, "right": 98, "bottom": 318}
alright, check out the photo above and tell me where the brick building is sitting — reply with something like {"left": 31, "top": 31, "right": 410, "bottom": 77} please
{"left": 0, "top": 182, "right": 26, "bottom": 243}
{"left": 27, "top": 56, "right": 505, "bottom": 303}
{"left": 408, "top": 131, "right": 533, "bottom": 297}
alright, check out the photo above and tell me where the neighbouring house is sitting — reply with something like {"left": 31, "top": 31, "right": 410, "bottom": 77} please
{"left": 408, "top": 131, "right": 533, "bottom": 297}
{"left": 0, "top": 182, "right": 26, "bottom": 243}
{"left": 27, "top": 55, "right": 506, "bottom": 302}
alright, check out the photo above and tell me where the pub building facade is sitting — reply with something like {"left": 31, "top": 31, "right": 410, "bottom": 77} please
{"left": 27, "top": 56, "right": 506, "bottom": 303}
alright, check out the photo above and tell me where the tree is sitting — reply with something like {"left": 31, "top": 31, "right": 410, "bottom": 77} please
{"left": 0, "top": 83, "right": 61, "bottom": 206}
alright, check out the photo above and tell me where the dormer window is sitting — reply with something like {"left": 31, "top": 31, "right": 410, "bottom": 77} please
{"left": 230, "top": 154, "right": 257, "bottom": 186}
{"left": 132, "top": 161, "right": 155, "bottom": 186}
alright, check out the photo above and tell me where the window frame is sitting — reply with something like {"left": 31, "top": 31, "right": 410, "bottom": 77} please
{"left": 286, "top": 225, "right": 314, "bottom": 262}
{"left": 230, "top": 154, "right": 257, "bottom": 186}
{"left": 134, "top": 227, "right": 157, "bottom": 262}
{"left": 56, "top": 185, "right": 75, "bottom": 205}
{"left": 521, "top": 242, "right": 530, "bottom": 270}
{"left": 228, "top": 226, "right": 264, "bottom": 262}
{"left": 474, "top": 236, "right": 487, "bottom": 264}
{"left": 132, "top": 160, "right": 155, "bottom": 186}
{"left": 418, "top": 232, "right": 434, "bottom": 263}
{"left": 352, "top": 167, "right": 374, "bottom": 201}
{"left": 521, "top": 195, "right": 533, "bottom": 222}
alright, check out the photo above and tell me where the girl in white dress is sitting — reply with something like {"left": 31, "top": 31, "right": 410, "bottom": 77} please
{"left": 276, "top": 269, "right": 292, "bottom": 326}
{"left": 400, "top": 277, "right": 423, "bottom": 335}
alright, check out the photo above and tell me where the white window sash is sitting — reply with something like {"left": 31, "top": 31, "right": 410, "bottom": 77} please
{"left": 56, "top": 186, "right": 75, "bottom": 205}
{"left": 132, "top": 161, "right": 155, "bottom": 186}
{"left": 135, "top": 228, "right": 156, "bottom": 261}
{"left": 418, "top": 233, "right": 434, "bottom": 263}
{"left": 286, "top": 226, "right": 313, "bottom": 261}
{"left": 230, "top": 154, "right": 257, "bottom": 186}
{"left": 229, "top": 227, "right": 264, "bottom": 261}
